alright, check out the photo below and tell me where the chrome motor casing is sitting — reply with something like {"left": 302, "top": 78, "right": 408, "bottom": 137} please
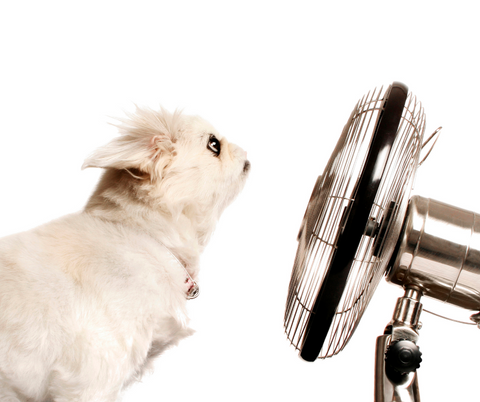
{"left": 388, "top": 195, "right": 480, "bottom": 311}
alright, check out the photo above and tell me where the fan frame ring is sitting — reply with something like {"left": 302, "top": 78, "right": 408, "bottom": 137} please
{"left": 298, "top": 82, "right": 409, "bottom": 361}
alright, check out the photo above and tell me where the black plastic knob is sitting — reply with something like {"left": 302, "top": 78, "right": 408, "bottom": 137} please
{"left": 385, "top": 340, "right": 422, "bottom": 375}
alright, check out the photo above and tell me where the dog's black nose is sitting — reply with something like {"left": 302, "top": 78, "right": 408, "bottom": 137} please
{"left": 243, "top": 160, "right": 251, "bottom": 173}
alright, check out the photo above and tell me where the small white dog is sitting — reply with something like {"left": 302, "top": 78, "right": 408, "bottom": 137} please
{"left": 0, "top": 107, "right": 250, "bottom": 401}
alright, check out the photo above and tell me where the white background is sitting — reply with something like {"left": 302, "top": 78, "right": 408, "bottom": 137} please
{"left": 1, "top": 1, "right": 480, "bottom": 401}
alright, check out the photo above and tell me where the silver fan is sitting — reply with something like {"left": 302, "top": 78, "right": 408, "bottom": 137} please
{"left": 284, "top": 82, "right": 480, "bottom": 401}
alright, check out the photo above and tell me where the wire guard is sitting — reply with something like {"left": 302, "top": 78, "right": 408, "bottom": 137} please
{"left": 284, "top": 83, "right": 426, "bottom": 360}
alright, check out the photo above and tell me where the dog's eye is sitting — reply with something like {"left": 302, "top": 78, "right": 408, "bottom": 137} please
{"left": 207, "top": 135, "right": 221, "bottom": 156}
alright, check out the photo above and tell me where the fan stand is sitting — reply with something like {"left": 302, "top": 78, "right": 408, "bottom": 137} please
{"left": 375, "top": 195, "right": 480, "bottom": 401}
{"left": 375, "top": 286, "right": 423, "bottom": 402}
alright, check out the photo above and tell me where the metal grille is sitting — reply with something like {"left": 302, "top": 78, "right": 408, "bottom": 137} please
{"left": 285, "top": 85, "right": 425, "bottom": 358}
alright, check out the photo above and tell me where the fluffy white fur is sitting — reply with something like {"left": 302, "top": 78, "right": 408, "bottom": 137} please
{"left": 0, "top": 107, "right": 250, "bottom": 401}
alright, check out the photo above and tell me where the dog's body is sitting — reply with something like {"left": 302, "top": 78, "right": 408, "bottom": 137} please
{"left": 0, "top": 108, "right": 249, "bottom": 401}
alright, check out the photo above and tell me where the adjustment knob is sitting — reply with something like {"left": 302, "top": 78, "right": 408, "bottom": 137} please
{"left": 385, "top": 340, "right": 422, "bottom": 375}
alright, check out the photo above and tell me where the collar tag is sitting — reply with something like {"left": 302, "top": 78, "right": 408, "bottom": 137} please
{"left": 186, "top": 277, "right": 200, "bottom": 299}
{"left": 158, "top": 241, "right": 200, "bottom": 300}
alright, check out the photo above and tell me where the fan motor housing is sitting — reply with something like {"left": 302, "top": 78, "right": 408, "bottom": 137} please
{"left": 388, "top": 195, "right": 480, "bottom": 311}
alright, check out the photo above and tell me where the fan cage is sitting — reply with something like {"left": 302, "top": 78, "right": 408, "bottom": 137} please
{"left": 285, "top": 86, "right": 425, "bottom": 358}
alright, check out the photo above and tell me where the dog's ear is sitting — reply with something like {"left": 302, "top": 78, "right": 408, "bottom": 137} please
{"left": 82, "top": 107, "right": 178, "bottom": 180}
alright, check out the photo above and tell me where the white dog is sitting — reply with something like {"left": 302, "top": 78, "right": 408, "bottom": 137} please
{"left": 0, "top": 107, "right": 250, "bottom": 401}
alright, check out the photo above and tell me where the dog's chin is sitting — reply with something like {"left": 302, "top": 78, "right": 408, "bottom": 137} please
{"left": 210, "top": 162, "right": 250, "bottom": 217}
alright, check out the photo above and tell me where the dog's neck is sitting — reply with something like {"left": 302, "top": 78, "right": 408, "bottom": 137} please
{"left": 84, "top": 169, "right": 217, "bottom": 265}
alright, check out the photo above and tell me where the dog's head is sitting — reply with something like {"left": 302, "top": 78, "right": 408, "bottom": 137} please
{"left": 83, "top": 107, "right": 250, "bottom": 224}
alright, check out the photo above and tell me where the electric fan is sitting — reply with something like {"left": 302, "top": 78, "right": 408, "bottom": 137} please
{"left": 284, "top": 82, "right": 480, "bottom": 402}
